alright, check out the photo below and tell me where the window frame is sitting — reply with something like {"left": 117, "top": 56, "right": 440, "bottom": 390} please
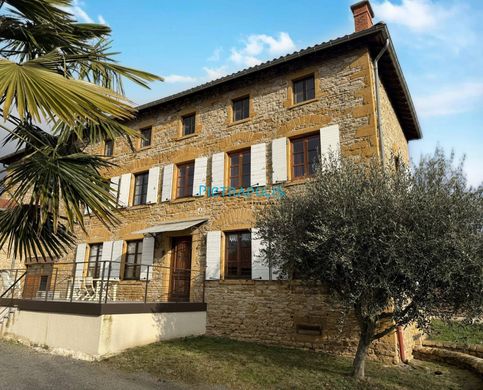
{"left": 104, "top": 139, "right": 114, "bottom": 157}
{"left": 232, "top": 96, "right": 250, "bottom": 122}
{"left": 133, "top": 171, "right": 149, "bottom": 206}
{"left": 224, "top": 230, "right": 252, "bottom": 279}
{"left": 290, "top": 132, "right": 321, "bottom": 180}
{"left": 228, "top": 148, "right": 251, "bottom": 189}
{"left": 140, "top": 127, "right": 152, "bottom": 148}
{"left": 176, "top": 161, "right": 195, "bottom": 199}
{"left": 292, "top": 74, "right": 315, "bottom": 104}
{"left": 181, "top": 113, "right": 196, "bottom": 136}
{"left": 87, "top": 243, "right": 103, "bottom": 279}
{"left": 123, "top": 240, "right": 143, "bottom": 280}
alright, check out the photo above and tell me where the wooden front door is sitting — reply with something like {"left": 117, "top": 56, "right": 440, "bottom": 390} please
{"left": 169, "top": 236, "right": 192, "bottom": 302}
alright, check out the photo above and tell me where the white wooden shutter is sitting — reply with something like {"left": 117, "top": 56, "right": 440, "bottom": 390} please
{"left": 161, "top": 164, "right": 174, "bottom": 202}
{"left": 118, "top": 173, "right": 131, "bottom": 207}
{"left": 320, "top": 124, "right": 341, "bottom": 161}
{"left": 110, "top": 240, "right": 123, "bottom": 279}
{"left": 101, "top": 241, "right": 114, "bottom": 278}
{"left": 192, "top": 157, "right": 208, "bottom": 196}
{"left": 140, "top": 236, "right": 155, "bottom": 280}
{"left": 74, "top": 243, "right": 87, "bottom": 280}
{"left": 272, "top": 137, "right": 288, "bottom": 183}
{"left": 205, "top": 231, "right": 221, "bottom": 280}
{"left": 110, "top": 176, "right": 120, "bottom": 206}
{"left": 211, "top": 153, "right": 225, "bottom": 193}
{"left": 83, "top": 206, "right": 91, "bottom": 215}
{"left": 251, "top": 228, "right": 269, "bottom": 280}
{"left": 146, "top": 166, "right": 160, "bottom": 204}
{"left": 250, "top": 143, "right": 267, "bottom": 187}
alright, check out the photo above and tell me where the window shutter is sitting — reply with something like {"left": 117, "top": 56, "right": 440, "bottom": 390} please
{"left": 100, "top": 241, "right": 114, "bottom": 278}
{"left": 250, "top": 143, "right": 267, "bottom": 187}
{"left": 271, "top": 138, "right": 288, "bottom": 183}
{"left": 110, "top": 176, "right": 120, "bottom": 206}
{"left": 251, "top": 228, "right": 269, "bottom": 280}
{"left": 140, "top": 236, "right": 155, "bottom": 280}
{"left": 110, "top": 240, "right": 123, "bottom": 279}
{"left": 211, "top": 153, "right": 225, "bottom": 193}
{"left": 161, "top": 164, "right": 174, "bottom": 202}
{"left": 74, "top": 243, "right": 87, "bottom": 280}
{"left": 205, "top": 231, "right": 221, "bottom": 280}
{"left": 83, "top": 206, "right": 91, "bottom": 215}
{"left": 192, "top": 157, "right": 208, "bottom": 196}
{"left": 146, "top": 166, "right": 160, "bottom": 204}
{"left": 320, "top": 124, "right": 341, "bottom": 161}
{"left": 118, "top": 173, "right": 131, "bottom": 207}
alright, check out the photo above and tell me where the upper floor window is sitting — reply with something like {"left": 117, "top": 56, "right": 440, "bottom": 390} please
{"left": 225, "top": 230, "right": 251, "bottom": 279}
{"left": 176, "top": 161, "right": 194, "bottom": 198}
{"left": 124, "top": 240, "right": 143, "bottom": 280}
{"left": 140, "top": 127, "right": 152, "bottom": 148}
{"left": 182, "top": 114, "right": 196, "bottom": 136}
{"left": 104, "top": 139, "right": 114, "bottom": 157}
{"left": 291, "top": 133, "right": 320, "bottom": 179}
{"left": 228, "top": 149, "right": 250, "bottom": 188}
{"left": 232, "top": 96, "right": 249, "bottom": 122}
{"left": 293, "top": 75, "right": 315, "bottom": 104}
{"left": 87, "top": 243, "right": 103, "bottom": 278}
{"left": 133, "top": 172, "right": 149, "bottom": 205}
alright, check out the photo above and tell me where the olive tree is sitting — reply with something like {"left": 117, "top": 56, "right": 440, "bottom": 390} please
{"left": 256, "top": 149, "right": 482, "bottom": 380}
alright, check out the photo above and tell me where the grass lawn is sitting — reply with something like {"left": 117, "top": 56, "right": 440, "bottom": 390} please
{"left": 429, "top": 319, "right": 483, "bottom": 345}
{"left": 103, "top": 336, "right": 482, "bottom": 390}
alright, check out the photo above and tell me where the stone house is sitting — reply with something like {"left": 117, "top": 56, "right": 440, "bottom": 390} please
{"left": 0, "top": 2, "right": 422, "bottom": 361}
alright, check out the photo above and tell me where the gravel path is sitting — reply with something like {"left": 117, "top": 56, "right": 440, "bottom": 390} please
{"left": 0, "top": 341, "right": 181, "bottom": 390}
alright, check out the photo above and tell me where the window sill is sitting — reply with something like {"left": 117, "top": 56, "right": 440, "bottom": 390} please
{"left": 174, "top": 133, "right": 198, "bottom": 142}
{"left": 220, "top": 279, "right": 256, "bottom": 285}
{"left": 170, "top": 197, "right": 196, "bottom": 204}
{"left": 127, "top": 203, "right": 152, "bottom": 211}
{"left": 287, "top": 98, "right": 318, "bottom": 110}
{"left": 227, "top": 117, "right": 252, "bottom": 127}
{"left": 137, "top": 145, "right": 152, "bottom": 151}
{"left": 283, "top": 177, "right": 313, "bottom": 187}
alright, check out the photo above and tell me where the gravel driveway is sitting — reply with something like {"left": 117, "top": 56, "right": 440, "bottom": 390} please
{"left": 0, "top": 341, "right": 181, "bottom": 390}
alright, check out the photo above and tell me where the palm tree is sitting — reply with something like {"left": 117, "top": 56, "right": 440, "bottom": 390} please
{"left": 0, "top": 0, "right": 162, "bottom": 260}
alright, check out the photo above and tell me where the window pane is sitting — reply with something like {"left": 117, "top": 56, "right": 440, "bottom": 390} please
{"left": 293, "top": 75, "right": 315, "bottom": 104}
{"left": 177, "top": 162, "right": 194, "bottom": 198}
{"left": 133, "top": 172, "right": 149, "bottom": 205}
{"left": 183, "top": 114, "right": 195, "bottom": 136}
{"left": 306, "top": 77, "right": 315, "bottom": 100}
{"left": 104, "top": 140, "right": 113, "bottom": 156}
{"left": 140, "top": 128, "right": 152, "bottom": 147}
{"left": 233, "top": 97, "right": 249, "bottom": 121}
{"left": 225, "top": 231, "right": 252, "bottom": 279}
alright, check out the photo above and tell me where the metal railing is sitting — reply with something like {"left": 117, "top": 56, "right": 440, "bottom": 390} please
{"left": 0, "top": 261, "right": 205, "bottom": 304}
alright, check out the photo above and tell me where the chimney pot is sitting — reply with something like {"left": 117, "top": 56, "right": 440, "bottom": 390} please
{"left": 351, "top": 1, "right": 375, "bottom": 32}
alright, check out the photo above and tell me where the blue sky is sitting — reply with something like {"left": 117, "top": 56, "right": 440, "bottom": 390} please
{"left": 4, "top": 0, "right": 483, "bottom": 186}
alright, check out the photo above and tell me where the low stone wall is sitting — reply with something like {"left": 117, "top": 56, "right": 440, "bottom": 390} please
{"left": 205, "top": 280, "right": 421, "bottom": 364}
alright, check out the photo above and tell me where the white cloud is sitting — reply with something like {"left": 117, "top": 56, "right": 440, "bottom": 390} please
{"left": 98, "top": 15, "right": 108, "bottom": 25}
{"left": 62, "top": 1, "right": 107, "bottom": 26}
{"left": 208, "top": 47, "right": 222, "bottom": 62}
{"left": 414, "top": 82, "right": 483, "bottom": 117}
{"left": 229, "top": 32, "right": 296, "bottom": 67}
{"left": 163, "top": 74, "right": 197, "bottom": 84}
{"left": 203, "top": 66, "right": 229, "bottom": 81}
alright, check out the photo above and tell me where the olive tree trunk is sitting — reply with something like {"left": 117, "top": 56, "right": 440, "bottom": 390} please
{"left": 352, "top": 316, "right": 376, "bottom": 380}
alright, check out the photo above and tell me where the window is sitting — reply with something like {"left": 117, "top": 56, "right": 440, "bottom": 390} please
{"left": 140, "top": 127, "right": 152, "bottom": 148}
{"left": 124, "top": 240, "right": 143, "bottom": 280}
{"left": 104, "top": 139, "right": 114, "bottom": 157}
{"left": 232, "top": 96, "right": 249, "bottom": 122}
{"left": 182, "top": 114, "right": 196, "bottom": 136}
{"left": 291, "top": 133, "right": 320, "bottom": 179}
{"left": 228, "top": 149, "right": 251, "bottom": 188}
{"left": 293, "top": 75, "right": 315, "bottom": 104}
{"left": 39, "top": 275, "right": 49, "bottom": 292}
{"left": 87, "top": 243, "right": 103, "bottom": 278}
{"left": 133, "top": 172, "right": 149, "bottom": 206}
{"left": 176, "top": 161, "right": 194, "bottom": 198}
{"left": 225, "top": 231, "right": 251, "bottom": 279}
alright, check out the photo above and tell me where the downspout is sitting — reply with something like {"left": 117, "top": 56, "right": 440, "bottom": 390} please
{"left": 396, "top": 326, "right": 408, "bottom": 363}
{"left": 373, "top": 39, "right": 389, "bottom": 166}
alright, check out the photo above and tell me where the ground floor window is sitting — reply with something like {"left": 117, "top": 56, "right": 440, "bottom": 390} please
{"left": 87, "top": 243, "right": 103, "bottom": 278}
{"left": 124, "top": 240, "right": 143, "bottom": 280}
{"left": 225, "top": 230, "right": 251, "bottom": 279}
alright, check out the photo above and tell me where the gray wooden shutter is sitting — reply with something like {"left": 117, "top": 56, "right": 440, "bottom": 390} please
{"left": 110, "top": 240, "right": 123, "bottom": 279}
{"left": 161, "top": 164, "right": 174, "bottom": 202}
{"left": 74, "top": 243, "right": 87, "bottom": 280}
{"left": 146, "top": 166, "right": 160, "bottom": 204}
{"left": 211, "top": 153, "right": 225, "bottom": 193}
{"left": 250, "top": 143, "right": 267, "bottom": 187}
{"left": 192, "top": 157, "right": 208, "bottom": 196}
{"left": 251, "top": 228, "right": 269, "bottom": 280}
{"left": 205, "top": 231, "right": 221, "bottom": 280}
{"left": 118, "top": 173, "right": 131, "bottom": 207}
{"left": 272, "top": 137, "right": 288, "bottom": 183}
{"left": 140, "top": 236, "right": 155, "bottom": 280}
{"left": 320, "top": 124, "right": 341, "bottom": 161}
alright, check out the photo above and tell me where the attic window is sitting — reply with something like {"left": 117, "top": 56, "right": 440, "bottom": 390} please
{"left": 296, "top": 323, "right": 322, "bottom": 336}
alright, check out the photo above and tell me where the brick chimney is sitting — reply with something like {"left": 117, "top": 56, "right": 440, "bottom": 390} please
{"left": 351, "top": 1, "right": 374, "bottom": 32}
